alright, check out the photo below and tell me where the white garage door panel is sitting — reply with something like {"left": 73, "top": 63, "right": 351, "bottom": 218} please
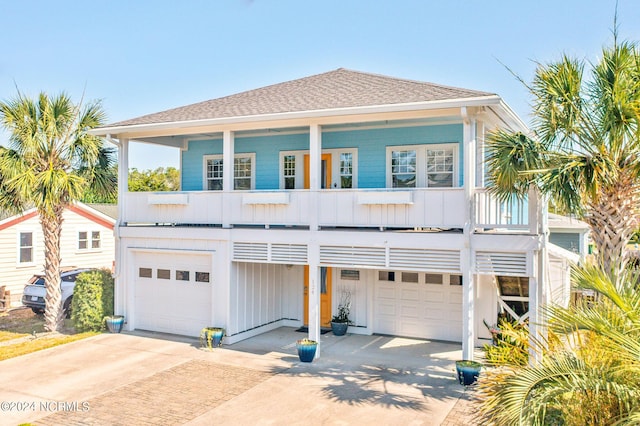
{"left": 134, "top": 252, "right": 212, "bottom": 337}
{"left": 374, "top": 275, "right": 462, "bottom": 342}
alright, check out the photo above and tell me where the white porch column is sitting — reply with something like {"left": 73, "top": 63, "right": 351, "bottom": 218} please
{"left": 222, "top": 130, "right": 235, "bottom": 228}
{"left": 309, "top": 124, "right": 321, "bottom": 231}
{"left": 462, "top": 108, "right": 477, "bottom": 360}
{"left": 117, "top": 137, "right": 129, "bottom": 223}
{"left": 307, "top": 242, "right": 321, "bottom": 358}
{"left": 115, "top": 137, "right": 129, "bottom": 323}
{"left": 529, "top": 191, "right": 549, "bottom": 364}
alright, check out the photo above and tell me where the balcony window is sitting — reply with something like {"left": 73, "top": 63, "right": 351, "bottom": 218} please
{"left": 283, "top": 155, "right": 296, "bottom": 189}
{"left": 387, "top": 143, "right": 458, "bottom": 188}
{"left": 427, "top": 147, "right": 454, "bottom": 188}
{"left": 391, "top": 150, "right": 416, "bottom": 188}
{"left": 340, "top": 152, "right": 353, "bottom": 189}
{"left": 280, "top": 149, "right": 357, "bottom": 189}
{"left": 203, "top": 154, "right": 255, "bottom": 190}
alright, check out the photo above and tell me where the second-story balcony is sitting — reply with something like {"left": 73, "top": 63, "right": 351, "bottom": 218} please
{"left": 122, "top": 187, "right": 537, "bottom": 234}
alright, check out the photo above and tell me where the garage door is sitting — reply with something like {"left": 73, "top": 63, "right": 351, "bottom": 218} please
{"left": 374, "top": 271, "right": 462, "bottom": 341}
{"left": 134, "top": 252, "right": 212, "bottom": 337}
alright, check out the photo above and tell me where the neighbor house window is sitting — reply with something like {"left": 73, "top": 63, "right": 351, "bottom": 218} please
{"left": 19, "top": 232, "right": 33, "bottom": 263}
{"left": 204, "top": 154, "right": 255, "bottom": 190}
{"left": 387, "top": 144, "right": 458, "bottom": 188}
{"left": 78, "top": 231, "right": 101, "bottom": 250}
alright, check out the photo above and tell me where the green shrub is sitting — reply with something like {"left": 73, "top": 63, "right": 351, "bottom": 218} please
{"left": 71, "top": 269, "right": 114, "bottom": 332}
{"left": 483, "top": 319, "right": 529, "bottom": 367}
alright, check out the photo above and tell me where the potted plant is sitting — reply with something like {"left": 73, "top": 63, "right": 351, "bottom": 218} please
{"left": 331, "top": 289, "right": 352, "bottom": 336}
{"left": 200, "top": 327, "right": 224, "bottom": 350}
{"left": 296, "top": 338, "right": 318, "bottom": 362}
{"left": 455, "top": 360, "right": 483, "bottom": 385}
{"left": 104, "top": 315, "right": 125, "bottom": 333}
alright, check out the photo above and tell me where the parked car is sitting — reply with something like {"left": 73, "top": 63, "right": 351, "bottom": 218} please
{"left": 22, "top": 268, "right": 95, "bottom": 317}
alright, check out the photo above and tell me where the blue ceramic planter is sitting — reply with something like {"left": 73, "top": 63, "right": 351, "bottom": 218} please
{"left": 331, "top": 321, "right": 348, "bottom": 336}
{"left": 456, "top": 360, "right": 482, "bottom": 385}
{"left": 200, "top": 327, "right": 224, "bottom": 349}
{"left": 105, "top": 315, "right": 125, "bottom": 333}
{"left": 296, "top": 342, "right": 318, "bottom": 362}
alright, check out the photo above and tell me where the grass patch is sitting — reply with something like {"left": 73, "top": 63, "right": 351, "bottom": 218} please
{"left": 0, "top": 332, "right": 99, "bottom": 361}
{"left": 0, "top": 330, "right": 29, "bottom": 343}
{"left": 0, "top": 313, "right": 46, "bottom": 335}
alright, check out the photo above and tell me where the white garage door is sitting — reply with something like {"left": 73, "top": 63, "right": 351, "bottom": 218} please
{"left": 134, "top": 252, "right": 212, "bottom": 337}
{"left": 374, "top": 271, "right": 462, "bottom": 341}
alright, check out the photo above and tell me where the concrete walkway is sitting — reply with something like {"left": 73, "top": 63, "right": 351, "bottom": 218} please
{"left": 0, "top": 328, "right": 484, "bottom": 425}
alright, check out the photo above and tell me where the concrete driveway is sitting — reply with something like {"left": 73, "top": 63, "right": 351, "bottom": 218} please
{"left": 0, "top": 328, "right": 477, "bottom": 425}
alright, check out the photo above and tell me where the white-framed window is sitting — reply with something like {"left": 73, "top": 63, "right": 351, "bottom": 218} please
{"left": 339, "top": 152, "right": 353, "bottom": 189}
{"left": 283, "top": 154, "right": 296, "bottom": 189}
{"left": 386, "top": 143, "right": 459, "bottom": 188}
{"left": 279, "top": 148, "right": 357, "bottom": 189}
{"left": 78, "top": 231, "right": 101, "bottom": 251}
{"left": 18, "top": 231, "right": 34, "bottom": 264}
{"left": 203, "top": 153, "right": 256, "bottom": 190}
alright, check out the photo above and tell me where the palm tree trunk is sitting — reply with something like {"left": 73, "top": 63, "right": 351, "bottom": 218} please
{"left": 41, "top": 207, "right": 65, "bottom": 332}
{"left": 585, "top": 178, "right": 640, "bottom": 275}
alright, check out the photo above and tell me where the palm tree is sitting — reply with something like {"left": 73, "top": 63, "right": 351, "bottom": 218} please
{"left": 486, "top": 36, "right": 640, "bottom": 275}
{"left": 479, "top": 265, "right": 640, "bottom": 425}
{"left": 0, "top": 92, "right": 116, "bottom": 332}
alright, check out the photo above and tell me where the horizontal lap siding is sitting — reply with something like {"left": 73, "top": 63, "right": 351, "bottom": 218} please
{"left": 181, "top": 124, "right": 464, "bottom": 191}
{"left": 0, "top": 210, "right": 114, "bottom": 304}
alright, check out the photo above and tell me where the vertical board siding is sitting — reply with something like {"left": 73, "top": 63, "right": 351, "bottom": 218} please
{"left": 231, "top": 262, "right": 300, "bottom": 335}
{"left": 181, "top": 124, "right": 464, "bottom": 191}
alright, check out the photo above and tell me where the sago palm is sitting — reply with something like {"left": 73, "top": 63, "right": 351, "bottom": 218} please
{"left": 0, "top": 92, "right": 115, "bottom": 332}
{"left": 479, "top": 265, "right": 640, "bottom": 425}
{"left": 486, "top": 37, "right": 640, "bottom": 274}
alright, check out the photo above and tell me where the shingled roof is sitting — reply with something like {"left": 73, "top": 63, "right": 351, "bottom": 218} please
{"left": 107, "top": 68, "right": 495, "bottom": 128}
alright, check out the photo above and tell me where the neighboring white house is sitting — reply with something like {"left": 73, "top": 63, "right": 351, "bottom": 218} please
{"left": 92, "top": 68, "right": 577, "bottom": 359}
{"left": 0, "top": 203, "right": 116, "bottom": 308}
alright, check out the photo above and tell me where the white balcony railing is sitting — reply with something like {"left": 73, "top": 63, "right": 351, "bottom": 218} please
{"left": 123, "top": 188, "right": 466, "bottom": 229}
{"left": 122, "top": 187, "right": 537, "bottom": 232}
{"left": 474, "top": 188, "right": 538, "bottom": 233}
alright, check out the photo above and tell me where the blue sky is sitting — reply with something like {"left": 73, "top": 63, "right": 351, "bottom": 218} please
{"left": 1, "top": 0, "right": 638, "bottom": 170}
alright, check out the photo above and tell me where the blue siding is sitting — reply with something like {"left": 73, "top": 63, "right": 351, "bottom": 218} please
{"left": 323, "top": 124, "right": 463, "bottom": 188}
{"left": 181, "top": 124, "right": 463, "bottom": 190}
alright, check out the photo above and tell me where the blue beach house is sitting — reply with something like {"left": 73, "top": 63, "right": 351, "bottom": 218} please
{"left": 92, "top": 69, "right": 575, "bottom": 360}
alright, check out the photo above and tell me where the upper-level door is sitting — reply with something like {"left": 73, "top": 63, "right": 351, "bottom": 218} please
{"left": 303, "top": 154, "right": 332, "bottom": 189}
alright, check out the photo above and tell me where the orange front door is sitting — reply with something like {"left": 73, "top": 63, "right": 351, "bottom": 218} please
{"left": 303, "top": 266, "right": 332, "bottom": 327}
{"left": 303, "top": 154, "right": 332, "bottom": 189}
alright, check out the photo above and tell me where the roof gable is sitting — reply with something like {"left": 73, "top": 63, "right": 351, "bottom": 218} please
{"left": 0, "top": 203, "right": 116, "bottom": 232}
{"left": 105, "top": 68, "right": 495, "bottom": 128}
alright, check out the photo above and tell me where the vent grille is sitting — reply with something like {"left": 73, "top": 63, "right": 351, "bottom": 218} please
{"left": 389, "top": 248, "right": 460, "bottom": 272}
{"left": 319, "top": 246, "right": 386, "bottom": 267}
{"left": 233, "top": 242, "right": 268, "bottom": 262}
{"left": 271, "top": 244, "right": 307, "bottom": 264}
{"left": 475, "top": 251, "right": 528, "bottom": 276}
